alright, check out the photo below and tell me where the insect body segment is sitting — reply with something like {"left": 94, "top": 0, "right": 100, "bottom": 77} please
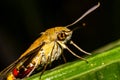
{"left": 0, "top": 2, "right": 100, "bottom": 80}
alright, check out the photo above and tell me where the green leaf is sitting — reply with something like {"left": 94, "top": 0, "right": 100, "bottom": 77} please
{"left": 26, "top": 39, "right": 120, "bottom": 80}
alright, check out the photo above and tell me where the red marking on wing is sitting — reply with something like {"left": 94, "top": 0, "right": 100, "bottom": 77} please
{"left": 12, "top": 66, "right": 34, "bottom": 79}
{"left": 20, "top": 66, "right": 34, "bottom": 78}
{"left": 12, "top": 68, "right": 19, "bottom": 77}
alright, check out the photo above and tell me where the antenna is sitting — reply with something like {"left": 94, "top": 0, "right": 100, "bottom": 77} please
{"left": 66, "top": 2, "right": 100, "bottom": 28}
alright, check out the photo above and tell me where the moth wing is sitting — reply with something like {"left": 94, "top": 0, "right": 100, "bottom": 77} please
{"left": 19, "top": 36, "right": 46, "bottom": 59}
{"left": 0, "top": 41, "right": 45, "bottom": 80}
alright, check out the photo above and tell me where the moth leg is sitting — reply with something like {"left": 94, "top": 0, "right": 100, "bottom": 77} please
{"left": 40, "top": 63, "right": 48, "bottom": 77}
{"left": 57, "top": 41, "right": 88, "bottom": 62}
{"left": 48, "top": 42, "right": 55, "bottom": 67}
{"left": 62, "top": 54, "right": 67, "bottom": 63}
{"left": 70, "top": 41, "right": 91, "bottom": 55}
{"left": 39, "top": 56, "right": 50, "bottom": 79}
{"left": 26, "top": 61, "right": 39, "bottom": 77}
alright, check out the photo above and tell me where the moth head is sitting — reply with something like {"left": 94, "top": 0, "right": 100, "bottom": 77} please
{"left": 55, "top": 27, "right": 72, "bottom": 43}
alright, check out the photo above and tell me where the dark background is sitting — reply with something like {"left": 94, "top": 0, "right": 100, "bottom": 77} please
{"left": 0, "top": 0, "right": 120, "bottom": 71}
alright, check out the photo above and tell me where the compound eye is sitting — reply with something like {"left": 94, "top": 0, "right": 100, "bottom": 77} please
{"left": 57, "top": 32, "right": 66, "bottom": 41}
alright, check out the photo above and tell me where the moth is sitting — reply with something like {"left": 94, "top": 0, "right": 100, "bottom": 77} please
{"left": 0, "top": 2, "right": 100, "bottom": 80}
